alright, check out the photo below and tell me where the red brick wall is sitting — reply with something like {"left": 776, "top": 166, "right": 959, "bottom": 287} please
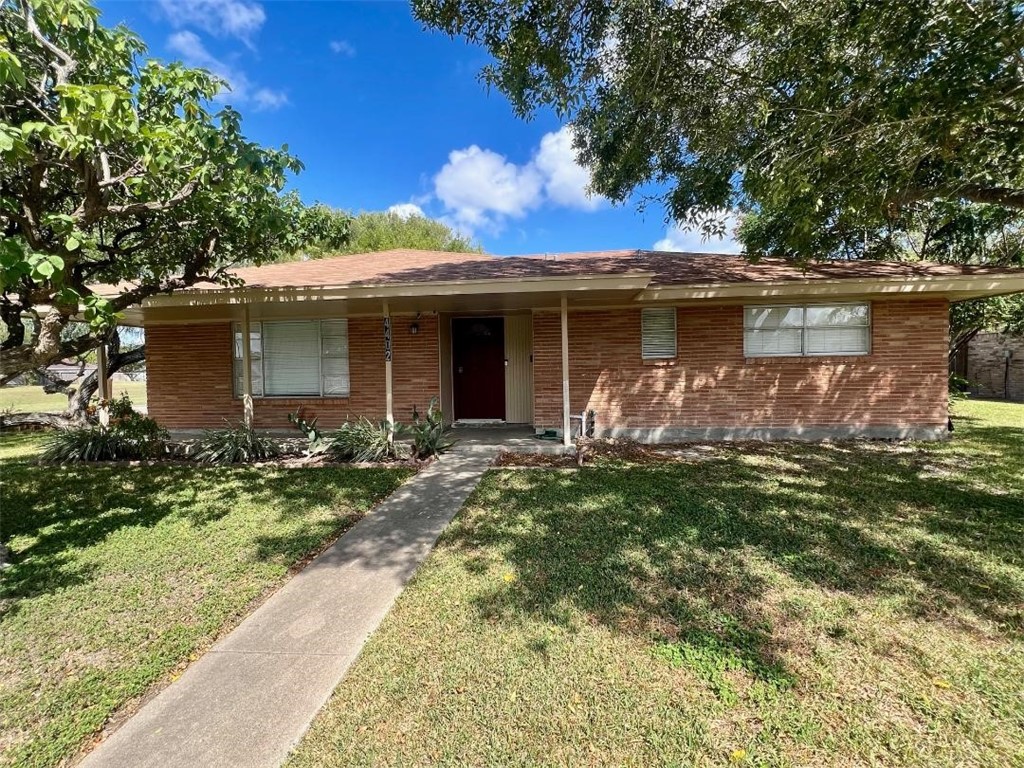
{"left": 147, "top": 301, "right": 949, "bottom": 435}
{"left": 392, "top": 315, "right": 441, "bottom": 421}
{"left": 146, "top": 323, "right": 237, "bottom": 429}
{"left": 145, "top": 316, "right": 440, "bottom": 430}
{"left": 533, "top": 299, "right": 950, "bottom": 432}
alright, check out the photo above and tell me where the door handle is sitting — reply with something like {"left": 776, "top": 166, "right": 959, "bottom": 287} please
{"left": 458, "top": 366, "right": 464, "bottom": 374}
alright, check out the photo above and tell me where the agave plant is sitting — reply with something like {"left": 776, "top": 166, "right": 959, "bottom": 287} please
{"left": 402, "top": 397, "right": 457, "bottom": 459}
{"left": 287, "top": 407, "right": 331, "bottom": 455}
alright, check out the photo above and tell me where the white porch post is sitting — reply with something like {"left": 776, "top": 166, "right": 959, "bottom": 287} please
{"left": 560, "top": 294, "right": 571, "bottom": 446}
{"left": 383, "top": 299, "right": 394, "bottom": 437}
{"left": 241, "top": 305, "right": 254, "bottom": 427}
{"left": 96, "top": 337, "right": 111, "bottom": 427}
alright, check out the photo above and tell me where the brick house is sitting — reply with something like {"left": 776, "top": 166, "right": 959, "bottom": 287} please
{"left": 123, "top": 249, "right": 1024, "bottom": 443}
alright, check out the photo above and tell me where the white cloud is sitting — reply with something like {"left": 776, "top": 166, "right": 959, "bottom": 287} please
{"left": 158, "top": 0, "right": 266, "bottom": 44}
{"left": 388, "top": 203, "right": 426, "bottom": 219}
{"left": 329, "top": 39, "right": 356, "bottom": 57}
{"left": 167, "top": 31, "right": 287, "bottom": 111}
{"left": 433, "top": 145, "right": 544, "bottom": 233}
{"left": 654, "top": 211, "right": 743, "bottom": 253}
{"left": 431, "top": 125, "right": 603, "bottom": 234}
{"left": 252, "top": 87, "right": 289, "bottom": 110}
{"left": 533, "top": 126, "right": 602, "bottom": 210}
{"left": 167, "top": 30, "right": 221, "bottom": 70}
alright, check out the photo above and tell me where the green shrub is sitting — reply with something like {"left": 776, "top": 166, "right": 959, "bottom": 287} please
{"left": 193, "top": 421, "right": 282, "bottom": 464}
{"left": 105, "top": 394, "right": 168, "bottom": 451}
{"left": 41, "top": 395, "right": 169, "bottom": 463}
{"left": 402, "top": 398, "right": 457, "bottom": 459}
{"left": 949, "top": 371, "right": 972, "bottom": 402}
{"left": 328, "top": 418, "right": 408, "bottom": 462}
{"left": 41, "top": 427, "right": 126, "bottom": 463}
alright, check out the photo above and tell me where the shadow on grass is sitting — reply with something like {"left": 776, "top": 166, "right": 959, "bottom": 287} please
{"left": 0, "top": 461, "right": 402, "bottom": 608}
{"left": 447, "top": 433, "right": 1023, "bottom": 695}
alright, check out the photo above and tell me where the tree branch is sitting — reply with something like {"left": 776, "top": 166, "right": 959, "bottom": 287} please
{"left": 958, "top": 184, "right": 1024, "bottom": 209}
{"left": 100, "top": 180, "right": 200, "bottom": 219}
{"left": 20, "top": 0, "right": 78, "bottom": 87}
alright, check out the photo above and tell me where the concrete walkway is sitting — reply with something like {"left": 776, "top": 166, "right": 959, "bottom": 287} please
{"left": 80, "top": 452, "right": 493, "bottom": 768}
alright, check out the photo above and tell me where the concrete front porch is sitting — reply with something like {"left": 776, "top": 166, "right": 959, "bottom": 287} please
{"left": 451, "top": 424, "right": 571, "bottom": 455}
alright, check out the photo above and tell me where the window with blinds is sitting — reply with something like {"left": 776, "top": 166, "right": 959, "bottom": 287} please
{"left": 743, "top": 303, "right": 870, "bottom": 357}
{"left": 232, "top": 319, "right": 350, "bottom": 397}
{"left": 641, "top": 307, "right": 677, "bottom": 359}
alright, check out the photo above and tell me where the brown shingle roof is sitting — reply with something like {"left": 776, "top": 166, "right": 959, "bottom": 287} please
{"left": 218, "top": 248, "right": 1017, "bottom": 290}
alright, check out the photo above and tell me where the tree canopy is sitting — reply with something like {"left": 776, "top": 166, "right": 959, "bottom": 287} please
{"left": 0, "top": 0, "right": 341, "bottom": 383}
{"left": 741, "top": 200, "right": 1024, "bottom": 352}
{"left": 344, "top": 210, "right": 478, "bottom": 255}
{"left": 281, "top": 207, "right": 480, "bottom": 261}
{"left": 414, "top": 0, "right": 1024, "bottom": 257}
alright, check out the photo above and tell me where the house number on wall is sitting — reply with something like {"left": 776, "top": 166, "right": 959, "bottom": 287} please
{"left": 383, "top": 317, "right": 393, "bottom": 362}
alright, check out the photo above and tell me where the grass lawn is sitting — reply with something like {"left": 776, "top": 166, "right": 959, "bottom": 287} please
{"left": 0, "top": 381, "right": 147, "bottom": 413}
{"left": 290, "top": 399, "right": 1024, "bottom": 768}
{"left": 0, "top": 434, "right": 413, "bottom": 768}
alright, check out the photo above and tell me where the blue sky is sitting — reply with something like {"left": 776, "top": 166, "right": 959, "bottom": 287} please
{"left": 97, "top": 0, "right": 740, "bottom": 256}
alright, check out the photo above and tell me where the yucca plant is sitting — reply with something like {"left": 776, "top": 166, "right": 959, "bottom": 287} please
{"left": 328, "top": 418, "right": 408, "bottom": 462}
{"left": 41, "top": 427, "right": 124, "bottom": 463}
{"left": 402, "top": 398, "right": 457, "bottom": 459}
{"left": 193, "top": 421, "right": 282, "bottom": 464}
{"left": 41, "top": 396, "right": 169, "bottom": 463}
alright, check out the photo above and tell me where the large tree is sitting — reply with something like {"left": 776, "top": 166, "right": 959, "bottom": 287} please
{"left": 344, "top": 209, "right": 479, "bottom": 255}
{"left": 414, "top": 0, "right": 1024, "bottom": 254}
{"left": 0, "top": 0, "right": 335, "bottom": 384}
{"left": 740, "top": 201, "right": 1024, "bottom": 357}
{"left": 278, "top": 207, "right": 479, "bottom": 261}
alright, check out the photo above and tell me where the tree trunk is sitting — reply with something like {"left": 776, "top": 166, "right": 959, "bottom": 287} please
{"left": 0, "top": 342, "right": 146, "bottom": 431}
{"left": 0, "top": 411, "right": 78, "bottom": 430}
{"left": 949, "top": 326, "right": 981, "bottom": 364}
{"left": 63, "top": 343, "right": 146, "bottom": 418}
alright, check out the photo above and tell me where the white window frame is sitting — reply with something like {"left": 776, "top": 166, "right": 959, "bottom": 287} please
{"left": 641, "top": 307, "right": 678, "bottom": 360}
{"left": 743, "top": 302, "right": 871, "bottom": 358}
{"left": 232, "top": 319, "right": 351, "bottom": 398}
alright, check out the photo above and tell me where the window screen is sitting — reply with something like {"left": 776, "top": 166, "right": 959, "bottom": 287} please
{"left": 743, "top": 304, "right": 870, "bottom": 357}
{"left": 641, "top": 308, "right": 677, "bottom": 359}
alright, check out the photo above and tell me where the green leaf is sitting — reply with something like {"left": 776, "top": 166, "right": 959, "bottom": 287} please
{"left": 66, "top": 235, "right": 81, "bottom": 251}
{"left": 0, "top": 49, "right": 25, "bottom": 87}
{"left": 0, "top": 126, "right": 16, "bottom": 153}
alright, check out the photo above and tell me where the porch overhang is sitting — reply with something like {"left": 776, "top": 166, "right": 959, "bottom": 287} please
{"left": 136, "top": 272, "right": 655, "bottom": 323}
{"left": 107, "top": 265, "right": 1024, "bottom": 327}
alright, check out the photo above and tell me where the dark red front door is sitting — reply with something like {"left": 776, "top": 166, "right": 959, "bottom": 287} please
{"left": 453, "top": 317, "right": 505, "bottom": 420}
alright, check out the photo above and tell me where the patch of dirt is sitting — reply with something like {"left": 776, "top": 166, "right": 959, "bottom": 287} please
{"left": 493, "top": 452, "right": 575, "bottom": 468}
